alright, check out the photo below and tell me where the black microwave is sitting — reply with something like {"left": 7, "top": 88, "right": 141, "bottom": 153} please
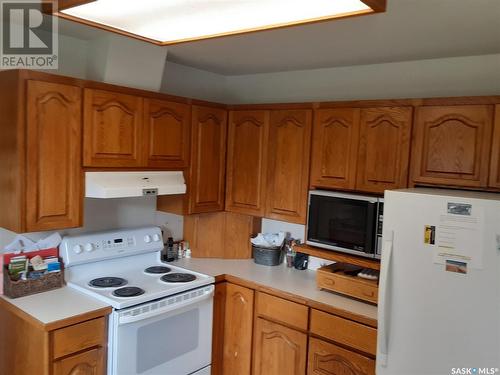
{"left": 306, "top": 190, "right": 383, "bottom": 259}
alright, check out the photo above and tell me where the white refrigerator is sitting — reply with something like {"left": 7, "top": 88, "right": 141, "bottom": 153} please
{"left": 377, "top": 188, "right": 500, "bottom": 375}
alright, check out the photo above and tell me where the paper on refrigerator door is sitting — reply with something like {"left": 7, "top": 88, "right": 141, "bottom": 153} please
{"left": 433, "top": 202, "right": 484, "bottom": 269}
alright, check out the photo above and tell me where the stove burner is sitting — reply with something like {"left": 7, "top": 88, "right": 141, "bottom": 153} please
{"left": 144, "top": 266, "right": 171, "bottom": 274}
{"left": 89, "top": 277, "right": 127, "bottom": 288}
{"left": 161, "top": 273, "right": 197, "bottom": 283}
{"left": 112, "top": 287, "right": 145, "bottom": 298}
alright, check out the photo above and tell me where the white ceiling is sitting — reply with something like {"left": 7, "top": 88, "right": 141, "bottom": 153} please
{"left": 57, "top": 0, "right": 500, "bottom": 75}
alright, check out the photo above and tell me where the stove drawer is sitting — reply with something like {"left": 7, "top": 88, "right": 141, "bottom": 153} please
{"left": 52, "top": 317, "right": 107, "bottom": 359}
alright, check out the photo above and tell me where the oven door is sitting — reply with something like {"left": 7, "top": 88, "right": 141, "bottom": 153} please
{"left": 109, "top": 285, "right": 214, "bottom": 375}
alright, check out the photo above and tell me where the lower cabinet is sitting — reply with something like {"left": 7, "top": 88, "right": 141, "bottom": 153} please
{"left": 0, "top": 299, "right": 110, "bottom": 375}
{"left": 222, "top": 283, "right": 255, "bottom": 375}
{"left": 253, "top": 318, "right": 308, "bottom": 375}
{"left": 53, "top": 347, "right": 104, "bottom": 375}
{"left": 213, "top": 285, "right": 377, "bottom": 375}
{"left": 307, "top": 337, "right": 375, "bottom": 375}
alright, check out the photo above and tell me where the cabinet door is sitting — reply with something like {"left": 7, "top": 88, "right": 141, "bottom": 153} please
{"left": 83, "top": 89, "right": 143, "bottom": 167}
{"left": 183, "top": 212, "right": 260, "bottom": 258}
{"left": 189, "top": 105, "right": 227, "bottom": 213}
{"left": 266, "top": 110, "right": 312, "bottom": 224}
{"left": 212, "top": 282, "right": 227, "bottom": 375}
{"left": 308, "top": 337, "right": 375, "bottom": 375}
{"left": 143, "top": 99, "right": 190, "bottom": 168}
{"left": 223, "top": 283, "right": 254, "bottom": 375}
{"left": 310, "top": 108, "right": 360, "bottom": 190}
{"left": 53, "top": 347, "right": 104, "bottom": 375}
{"left": 356, "top": 107, "right": 413, "bottom": 193}
{"left": 26, "top": 80, "right": 82, "bottom": 232}
{"left": 253, "top": 318, "right": 307, "bottom": 375}
{"left": 183, "top": 212, "right": 225, "bottom": 258}
{"left": 412, "top": 105, "right": 493, "bottom": 188}
{"left": 226, "top": 110, "right": 269, "bottom": 216}
{"left": 489, "top": 105, "right": 500, "bottom": 188}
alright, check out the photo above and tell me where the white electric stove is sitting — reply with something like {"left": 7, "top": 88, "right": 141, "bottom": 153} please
{"left": 60, "top": 227, "right": 214, "bottom": 375}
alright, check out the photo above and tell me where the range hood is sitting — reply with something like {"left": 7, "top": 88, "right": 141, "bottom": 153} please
{"left": 85, "top": 171, "right": 186, "bottom": 198}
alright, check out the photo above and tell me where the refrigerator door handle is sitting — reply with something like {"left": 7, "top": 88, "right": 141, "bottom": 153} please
{"left": 378, "top": 230, "right": 394, "bottom": 367}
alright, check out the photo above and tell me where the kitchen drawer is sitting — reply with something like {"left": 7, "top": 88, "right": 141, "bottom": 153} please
{"left": 52, "top": 317, "right": 106, "bottom": 359}
{"left": 256, "top": 292, "right": 308, "bottom": 330}
{"left": 310, "top": 309, "right": 376, "bottom": 355}
{"left": 316, "top": 266, "right": 378, "bottom": 304}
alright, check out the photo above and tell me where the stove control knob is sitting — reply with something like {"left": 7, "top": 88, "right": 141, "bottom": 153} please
{"left": 152, "top": 234, "right": 161, "bottom": 242}
{"left": 73, "top": 245, "right": 83, "bottom": 254}
{"left": 84, "top": 243, "right": 94, "bottom": 252}
{"left": 144, "top": 235, "right": 152, "bottom": 243}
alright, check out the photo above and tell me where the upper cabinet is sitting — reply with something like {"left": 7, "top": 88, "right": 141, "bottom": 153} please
{"left": 489, "top": 105, "right": 500, "bottom": 189}
{"left": 83, "top": 89, "right": 144, "bottom": 167}
{"left": 189, "top": 105, "right": 228, "bottom": 214}
{"left": 266, "top": 110, "right": 312, "bottom": 224}
{"left": 226, "top": 110, "right": 270, "bottom": 216}
{"left": 310, "top": 106, "right": 412, "bottom": 194}
{"left": 310, "top": 108, "right": 360, "bottom": 190}
{"left": 356, "top": 107, "right": 413, "bottom": 193}
{"left": 411, "top": 105, "right": 494, "bottom": 188}
{"left": 0, "top": 72, "right": 83, "bottom": 232}
{"left": 225, "top": 108, "right": 312, "bottom": 224}
{"left": 143, "top": 99, "right": 191, "bottom": 168}
{"left": 84, "top": 89, "right": 191, "bottom": 169}
{"left": 26, "top": 80, "right": 83, "bottom": 232}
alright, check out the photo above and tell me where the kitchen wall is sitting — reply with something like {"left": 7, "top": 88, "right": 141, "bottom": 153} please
{"left": 161, "top": 61, "right": 229, "bottom": 103}
{"left": 0, "top": 198, "right": 184, "bottom": 250}
{"left": 223, "top": 53, "right": 500, "bottom": 104}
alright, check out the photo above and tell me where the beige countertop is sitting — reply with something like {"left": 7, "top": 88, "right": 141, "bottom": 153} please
{"left": 0, "top": 286, "right": 111, "bottom": 330}
{"left": 173, "top": 258, "right": 378, "bottom": 326}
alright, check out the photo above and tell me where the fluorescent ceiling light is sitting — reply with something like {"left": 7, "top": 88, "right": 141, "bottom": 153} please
{"left": 59, "top": 0, "right": 382, "bottom": 45}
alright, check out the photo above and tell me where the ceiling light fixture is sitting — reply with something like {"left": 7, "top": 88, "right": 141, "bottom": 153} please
{"left": 55, "top": 0, "right": 386, "bottom": 45}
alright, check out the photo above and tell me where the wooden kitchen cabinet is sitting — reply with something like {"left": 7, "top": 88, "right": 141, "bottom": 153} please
{"left": 266, "top": 109, "right": 312, "bottom": 224}
{"left": 0, "top": 71, "right": 83, "bottom": 232}
{"left": 310, "top": 106, "right": 411, "bottom": 194}
{"left": 189, "top": 105, "right": 228, "bottom": 213}
{"left": 83, "top": 88, "right": 144, "bottom": 167}
{"left": 412, "top": 105, "right": 494, "bottom": 188}
{"left": 308, "top": 337, "right": 375, "bottom": 375}
{"left": 253, "top": 318, "right": 308, "bottom": 375}
{"left": 183, "top": 211, "right": 261, "bottom": 258}
{"left": 0, "top": 296, "right": 110, "bottom": 375}
{"left": 356, "top": 107, "right": 413, "bottom": 193}
{"left": 26, "top": 80, "right": 83, "bottom": 232}
{"left": 226, "top": 110, "right": 270, "bottom": 216}
{"left": 223, "top": 283, "right": 255, "bottom": 375}
{"left": 310, "top": 108, "right": 360, "bottom": 190}
{"left": 53, "top": 347, "right": 105, "bottom": 375}
{"left": 143, "top": 98, "right": 191, "bottom": 168}
{"left": 489, "top": 105, "right": 500, "bottom": 188}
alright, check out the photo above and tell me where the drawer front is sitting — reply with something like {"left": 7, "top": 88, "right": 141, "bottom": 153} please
{"left": 52, "top": 317, "right": 106, "bottom": 359}
{"left": 317, "top": 271, "right": 378, "bottom": 304}
{"left": 310, "top": 309, "right": 376, "bottom": 355}
{"left": 53, "top": 347, "right": 104, "bottom": 375}
{"left": 256, "top": 292, "right": 308, "bottom": 330}
{"left": 308, "top": 337, "right": 375, "bottom": 375}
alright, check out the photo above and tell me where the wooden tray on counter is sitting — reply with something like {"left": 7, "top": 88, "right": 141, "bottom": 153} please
{"left": 317, "top": 264, "right": 379, "bottom": 304}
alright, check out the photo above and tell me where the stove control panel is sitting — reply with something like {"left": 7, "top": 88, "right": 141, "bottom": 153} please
{"left": 60, "top": 227, "right": 164, "bottom": 267}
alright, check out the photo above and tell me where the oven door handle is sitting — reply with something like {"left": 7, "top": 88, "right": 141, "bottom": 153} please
{"left": 118, "top": 286, "right": 214, "bottom": 325}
